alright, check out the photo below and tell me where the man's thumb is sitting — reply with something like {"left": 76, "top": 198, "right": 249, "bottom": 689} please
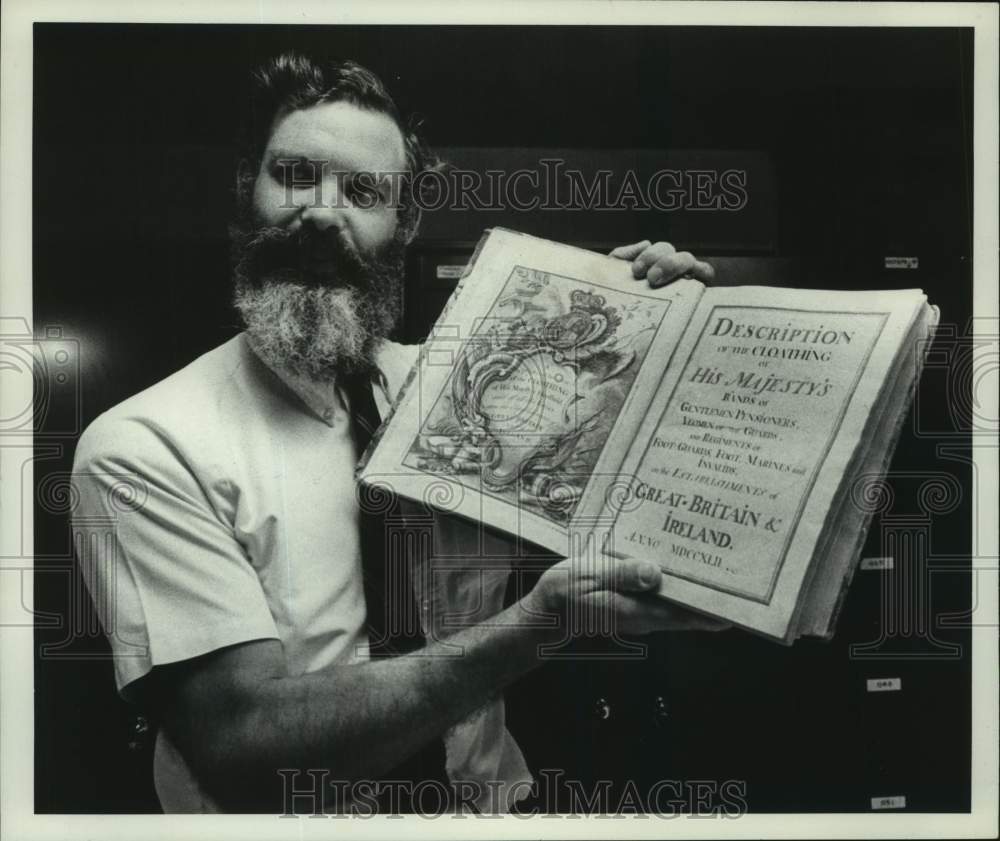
{"left": 612, "top": 559, "right": 663, "bottom": 592}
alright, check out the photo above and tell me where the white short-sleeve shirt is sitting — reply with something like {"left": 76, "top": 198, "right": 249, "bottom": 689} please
{"left": 71, "top": 333, "right": 532, "bottom": 812}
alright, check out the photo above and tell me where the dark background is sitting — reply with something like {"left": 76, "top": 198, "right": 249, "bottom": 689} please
{"left": 32, "top": 24, "right": 974, "bottom": 813}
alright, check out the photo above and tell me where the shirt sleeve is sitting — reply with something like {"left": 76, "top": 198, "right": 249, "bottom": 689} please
{"left": 71, "top": 412, "right": 279, "bottom": 698}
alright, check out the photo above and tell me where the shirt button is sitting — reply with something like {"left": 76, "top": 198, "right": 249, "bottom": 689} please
{"left": 322, "top": 409, "right": 334, "bottom": 423}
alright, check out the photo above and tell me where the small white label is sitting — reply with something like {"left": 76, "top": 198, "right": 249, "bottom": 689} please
{"left": 436, "top": 265, "right": 467, "bottom": 279}
{"left": 861, "top": 556, "right": 894, "bottom": 571}
{"left": 871, "top": 795, "right": 906, "bottom": 810}
{"left": 884, "top": 256, "right": 918, "bottom": 269}
{"left": 866, "top": 677, "right": 902, "bottom": 692}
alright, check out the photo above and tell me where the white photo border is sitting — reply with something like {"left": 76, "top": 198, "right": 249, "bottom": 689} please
{"left": 2, "top": 1, "right": 997, "bottom": 839}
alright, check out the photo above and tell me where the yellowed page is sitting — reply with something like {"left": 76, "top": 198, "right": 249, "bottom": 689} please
{"left": 606, "top": 286, "right": 928, "bottom": 641}
{"left": 360, "top": 228, "right": 703, "bottom": 555}
{"left": 793, "top": 302, "right": 939, "bottom": 638}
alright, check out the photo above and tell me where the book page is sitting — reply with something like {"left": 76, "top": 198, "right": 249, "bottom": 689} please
{"left": 793, "top": 302, "right": 939, "bottom": 638}
{"left": 606, "top": 285, "right": 928, "bottom": 640}
{"left": 360, "top": 228, "right": 704, "bottom": 554}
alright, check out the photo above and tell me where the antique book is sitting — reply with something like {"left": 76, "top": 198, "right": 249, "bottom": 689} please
{"left": 359, "top": 228, "right": 938, "bottom": 644}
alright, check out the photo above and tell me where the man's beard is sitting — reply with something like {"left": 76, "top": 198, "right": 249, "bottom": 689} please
{"left": 230, "top": 218, "right": 406, "bottom": 381}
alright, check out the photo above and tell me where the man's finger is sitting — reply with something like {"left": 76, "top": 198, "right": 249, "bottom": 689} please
{"left": 647, "top": 252, "right": 716, "bottom": 287}
{"left": 690, "top": 259, "right": 716, "bottom": 284}
{"left": 631, "top": 242, "right": 676, "bottom": 278}
{"left": 608, "top": 240, "right": 651, "bottom": 261}
{"left": 598, "top": 558, "right": 663, "bottom": 593}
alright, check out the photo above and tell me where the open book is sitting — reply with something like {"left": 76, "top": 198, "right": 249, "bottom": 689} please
{"left": 359, "top": 228, "right": 938, "bottom": 644}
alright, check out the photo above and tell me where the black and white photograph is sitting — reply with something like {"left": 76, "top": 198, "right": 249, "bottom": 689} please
{"left": 1, "top": 1, "right": 997, "bottom": 838}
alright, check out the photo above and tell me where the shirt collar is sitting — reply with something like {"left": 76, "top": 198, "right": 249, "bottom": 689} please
{"left": 244, "top": 333, "right": 392, "bottom": 429}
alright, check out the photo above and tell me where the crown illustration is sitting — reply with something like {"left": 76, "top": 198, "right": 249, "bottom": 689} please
{"left": 569, "top": 289, "right": 608, "bottom": 313}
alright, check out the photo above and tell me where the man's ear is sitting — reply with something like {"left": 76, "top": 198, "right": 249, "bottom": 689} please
{"left": 402, "top": 205, "right": 422, "bottom": 245}
{"left": 234, "top": 157, "right": 257, "bottom": 200}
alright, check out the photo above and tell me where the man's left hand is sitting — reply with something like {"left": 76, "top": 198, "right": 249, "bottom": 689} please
{"left": 609, "top": 240, "right": 715, "bottom": 287}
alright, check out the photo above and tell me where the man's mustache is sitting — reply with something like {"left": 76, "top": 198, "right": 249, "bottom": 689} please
{"left": 240, "top": 226, "right": 371, "bottom": 288}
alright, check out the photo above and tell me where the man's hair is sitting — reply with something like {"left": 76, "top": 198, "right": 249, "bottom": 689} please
{"left": 237, "top": 52, "right": 438, "bottom": 240}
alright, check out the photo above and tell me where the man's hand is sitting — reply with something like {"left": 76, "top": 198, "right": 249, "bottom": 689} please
{"left": 523, "top": 552, "right": 730, "bottom": 636}
{"left": 609, "top": 240, "right": 715, "bottom": 287}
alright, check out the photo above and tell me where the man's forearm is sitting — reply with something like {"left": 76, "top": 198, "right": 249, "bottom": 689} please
{"left": 159, "top": 553, "right": 695, "bottom": 808}
{"left": 189, "top": 596, "right": 556, "bottom": 796}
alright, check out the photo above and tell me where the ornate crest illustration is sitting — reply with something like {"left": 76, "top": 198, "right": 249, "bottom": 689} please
{"left": 404, "top": 267, "right": 669, "bottom": 525}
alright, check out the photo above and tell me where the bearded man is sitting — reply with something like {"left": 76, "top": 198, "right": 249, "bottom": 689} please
{"left": 71, "top": 52, "right": 720, "bottom": 815}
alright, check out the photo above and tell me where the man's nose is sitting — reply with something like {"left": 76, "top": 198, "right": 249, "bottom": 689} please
{"left": 299, "top": 199, "right": 346, "bottom": 232}
{"left": 298, "top": 175, "right": 351, "bottom": 231}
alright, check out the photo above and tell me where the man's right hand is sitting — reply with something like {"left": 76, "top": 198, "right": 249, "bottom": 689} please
{"left": 522, "top": 552, "right": 731, "bottom": 636}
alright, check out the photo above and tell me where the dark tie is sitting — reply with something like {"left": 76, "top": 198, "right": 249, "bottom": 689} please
{"left": 342, "top": 372, "right": 425, "bottom": 658}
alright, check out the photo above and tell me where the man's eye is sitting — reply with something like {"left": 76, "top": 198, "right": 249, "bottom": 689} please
{"left": 274, "top": 162, "right": 320, "bottom": 186}
{"left": 343, "top": 173, "right": 385, "bottom": 207}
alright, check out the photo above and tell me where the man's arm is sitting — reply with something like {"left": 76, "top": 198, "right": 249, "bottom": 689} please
{"left": 149, "top": 554, "right": 723, "bottom": 809}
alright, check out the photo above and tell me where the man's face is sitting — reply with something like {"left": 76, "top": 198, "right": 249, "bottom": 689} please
{"left": 253, "top": 100, "right": 405, "bottom": 251}
{"left": 232, "top": 100, "right": 410, "bottom": 380}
